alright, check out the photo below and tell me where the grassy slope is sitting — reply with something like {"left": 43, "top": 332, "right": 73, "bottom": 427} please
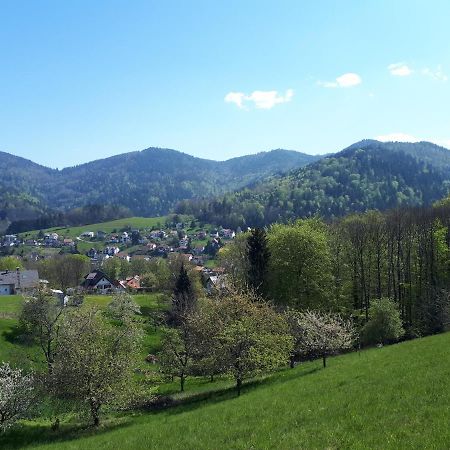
{"left": 1, "top": 330, "right": 449, "bottom": 449}
{"left": 19, "top": 217, "right": 169, "bottom": 240}
{"left": 0, "top": 293, "right": 166, "bottom": 367}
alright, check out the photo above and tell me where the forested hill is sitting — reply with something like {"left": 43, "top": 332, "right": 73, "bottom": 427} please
{"left": 176, "top": 141, "right": 450, "bottom": 228}
{"left": 0, "top": 147, "right": 319, "bottom": 231}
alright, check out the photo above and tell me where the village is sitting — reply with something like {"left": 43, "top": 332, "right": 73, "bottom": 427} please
{"left": 0, "top": 217, "right": 238, "bottom": 297}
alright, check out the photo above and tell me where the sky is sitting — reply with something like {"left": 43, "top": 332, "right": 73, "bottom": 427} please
{"left": 1, "top": 0, "right": 450, "bottom": 168}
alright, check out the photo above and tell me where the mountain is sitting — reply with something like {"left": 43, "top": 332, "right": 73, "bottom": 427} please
{"left": 177, "top": 140, "right": 450, "bottom": 228}
{"left": 0, "top": 147, "right": 320, "bottom": 231}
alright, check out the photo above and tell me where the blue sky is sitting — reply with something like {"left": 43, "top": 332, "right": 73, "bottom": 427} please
{"left": 1, "top": 0, "right": 449, "bottom": 168}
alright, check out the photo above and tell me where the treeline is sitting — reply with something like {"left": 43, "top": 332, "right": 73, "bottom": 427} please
{"left": 6, "top": 204, "right": 132, "bottom": 234}
{"left": 220, "top": 200, "right": 450, "bottom": 338}
{"left": 176, "top": 146, "right": 450, "bottom": 228}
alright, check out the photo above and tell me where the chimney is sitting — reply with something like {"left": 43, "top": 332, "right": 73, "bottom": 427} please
{"left": 16, "top": 267, "right": 21, "bottom": 291}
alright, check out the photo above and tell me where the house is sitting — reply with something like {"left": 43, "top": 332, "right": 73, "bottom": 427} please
{"left": 221, "top": 228, "right": 235, "bottom": 239}
{"left": 44, "top": 233, "right": 60, "bottom": 247}
{"left": 121, "top": 232, "right": 131, "bottom": 244}
{"left": 63, "top": 238, "right": 74, "bottom": 246}
{"left": 96, "top": 230, "right": 107, "bottom": 239}
{"left": 0, "top": 269, "right": 39, "bottom": 295}
{"left": 119, "top": 275, "right": 141, "bottom": 290}
{"left": 197, "top": 231, "right": 207, "bottom": 239}
{"left": 80, "top": 231, "right": 95, "bottom": 238}
{"left": 2, "top": 235, "right": 18, "bottom": 247}
{"left": 80, "top": 270, "right": 123, "bottom": 294}
{"left": 205, "top": 274, "right": 228, "bottom": 295}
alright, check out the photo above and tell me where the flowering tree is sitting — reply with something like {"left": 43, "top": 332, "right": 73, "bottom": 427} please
{"left": 295, "top": 310, "right": 354, "bottom": 368}
{"left": 107, "top": 291, "right": 141, "bottom": 324}
{"left": 0, "top": 362, "right": 34, "bottom": 432}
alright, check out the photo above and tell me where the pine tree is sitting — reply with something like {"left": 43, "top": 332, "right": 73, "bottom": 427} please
{"left": 172, "top": 264, "right": 196, "bottom": 323}
{"left": 247, "top": 228, "right": 270, "bottom": 298}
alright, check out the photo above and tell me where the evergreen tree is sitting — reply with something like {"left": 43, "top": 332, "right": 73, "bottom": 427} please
{"left": 247, "top": 228, "right": 270, "bottom": 297}
{"left": 172, "top": 264, "right": 196, "bottom": 323}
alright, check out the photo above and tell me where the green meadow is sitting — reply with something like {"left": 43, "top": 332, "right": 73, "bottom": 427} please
{"left": 19, "top": 217, "right": 170, "bottom": 240}
{"left": 1, "top": 292, "right": 449, "bottom": 449}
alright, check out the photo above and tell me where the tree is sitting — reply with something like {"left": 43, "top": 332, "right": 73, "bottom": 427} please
{"left": 37, "top": 254, "right": 90, "bottom": 291}
{"left": 0, "top": 257, "right": 23, "bottom": 271}
{"left": 361, "top": 298, "right": 404, "bottom": 345}
{"left": 295, "top": 310, "right": 354, "bottom": 368}
{"left": 247, "top": 228, "right": 270, "bottom": 297}
{"left": 20, "top": 290, "right": 66, "bottom": 373}
{"left": 218, "top": 232, "right": 250, "bottom": 290}
{"left": 172, "top": 264, "right": 196, "bottom": 323}
{"left": 107, "top": 291, "right": 141, "bottom": 324}
{"left": 50, "top": 307, "right": 142, "bottom": 427}
{"left": 207, "top": 291, "right": 293, "bottom": 396}
{"left": 158, "top": 327, "right": 194, "bottom": 392}
{"left": 0, "top": 362, "right": 34, "bottom": 432}
{"left": 268, "top": 219, "right": 332, "bottom": 309}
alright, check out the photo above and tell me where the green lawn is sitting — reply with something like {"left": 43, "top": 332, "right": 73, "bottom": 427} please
{"left": 1, "top": 327, "right": 450, "bottom": 449}
{"left": 19, "top": 217, "right": 170, "bottom": 240}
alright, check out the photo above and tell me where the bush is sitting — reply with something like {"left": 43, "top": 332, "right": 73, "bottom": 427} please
{"left": 361, "top": 298, "right": 404, "bottom": 346}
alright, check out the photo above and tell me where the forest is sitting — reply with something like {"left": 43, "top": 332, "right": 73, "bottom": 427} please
{"left": 177, "top": 143, "right": 450, "bottom": 228}
{"left": 219, "top": 198, "right": 450, "bottom": 339}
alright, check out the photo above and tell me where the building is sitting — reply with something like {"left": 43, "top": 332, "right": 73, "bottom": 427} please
{"left": 80, "top": 270, "right": 123, "bottom": 294}
{"left": 0, "top": 269, "right": 40, "bottom": 295}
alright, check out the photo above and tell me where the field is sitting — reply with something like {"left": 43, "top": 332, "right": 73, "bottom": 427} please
{"left": 1, "top": 291, "right": 449, "bottom": 449}
{"left": 0, "top": 293, "right": 167, "bottom": 368}
{"left": 19, "top": 217, "right": 170, "bottom": 240}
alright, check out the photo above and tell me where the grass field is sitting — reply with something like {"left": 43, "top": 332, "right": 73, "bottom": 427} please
{"left": 19, "top": 217, "right": 170, "bottom": 240}
{"left": 0, "top": 293, "right": 167, "bottom": 368}
{"left": 1, "top": 298, "right": 449, "bottom": 450}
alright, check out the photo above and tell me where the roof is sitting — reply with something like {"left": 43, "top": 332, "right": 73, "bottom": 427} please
{"left": 0, "top": 270, "right": 39, "bottom": 289}
{"left": 81, "top": 270, "right": 117, "bottom": 288}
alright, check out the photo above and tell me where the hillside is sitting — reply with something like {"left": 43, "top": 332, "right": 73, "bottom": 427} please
{"left": 178, "top": 141, "right": 450, "bottom": 227}
{"left": 0, "top": 147, "right": 319, "bottom": 231}
{"left": 1, "top": 329, "right": 449, "bottom": 449}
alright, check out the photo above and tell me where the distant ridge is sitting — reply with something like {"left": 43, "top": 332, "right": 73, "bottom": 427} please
{"left": 176, "top": 140, "right": 450, "bottom": 227}
{"left": 0, "top": 146, "right": 320, "bottom": 231}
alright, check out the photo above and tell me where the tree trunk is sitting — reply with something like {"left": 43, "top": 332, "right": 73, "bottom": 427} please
{"left": 210, "top": 374, "right": 214, "bottom": 382}
{"left": 89, "top": 399, "right": 101, "bottom": 427}
{"left": 322, "top": 356, "right": 327, "bottom": 368}
{"left": 180, "top": 375, "right": 185, "bottom": 392}
{"left": 236, "top": 377, "right": 242, "bottom": 396}
{"left": 290, "top": 355, "right": 295, "bottom": 369}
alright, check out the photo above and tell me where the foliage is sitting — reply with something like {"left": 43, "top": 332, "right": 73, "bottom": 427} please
{"left": 294, "top": 310, "right": 354, "bottom": 367}
{"left": 36, "top": 254, "right": 90, "bottom": 291}
{"left": 267, "top": 219, "right": 332, "bottom": 309}
{"left": 205, "top": 291, "right": 293, "bottom": 395}
{"left": 0, "top": 257, "right": 23, "bottom": 271}
{"left": 158, "top": 327, "right": 195, "bottom": 392}
{"left": 1, "top": 148, "right": 317, "bottom": 232}
{"left": 50, "top": 306, "right": 143, "bottom": 426}
{"left": 178, "top": 141, "right": 450, "bottom": 227}
{"left": 0, "top": 362, "right": 34, "bottom": 432}
{"left": 106, "top": 291, "right": 141, "bottom": 324}
{"left": 20, "top": 290, "right": 67, "bottom": 372}
{"left": 361, "top": 298, "right": 404, "bottom": 345}
{"left": 218, "top": 232, "right": 250, "bottom": 290}
{"left": 171, "top": 264, "right": 197, "bottom": 324}
{"left": 247, "top": 228, "right": 270, "bottom": 297}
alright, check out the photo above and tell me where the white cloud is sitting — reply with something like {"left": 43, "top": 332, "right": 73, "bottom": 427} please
{"left": 376, "top": 132, "right": 450, "bottom": 149}
{"left": 388, "top": 62, "right": 412, "bottom": 77}
{"left": 376, "top": 132, "right": 420, "bottom": 143}
{"left": 224, "top": 92, "right": 246, "bottom": 108}
{"left": 318, "top": 72, "right": 362, "bottom": 88}
{"left": 422, "top": 65, "right": 448, "bottom": 82}
{"left": 224, "top": 89, "right": 294, "bottom": 110}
